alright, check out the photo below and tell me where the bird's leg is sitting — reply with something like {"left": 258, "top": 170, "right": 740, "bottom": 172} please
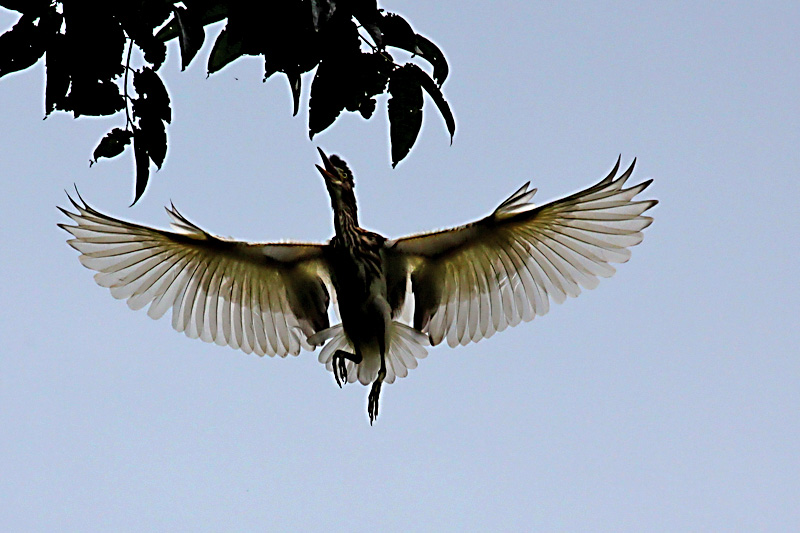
{"left": 332, "top": 349, "right": 361, "bottom": 388}
{"left": 368, "top": 356, "right": 387, "bottom": 425}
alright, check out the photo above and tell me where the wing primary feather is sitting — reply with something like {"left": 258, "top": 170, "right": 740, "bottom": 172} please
{"left": 126, "top": 249, "right": 183, "bottom": 310}
{"left": 190, "top": 256, "right": 215, "bottom": 341}
{"left": 533, "top": 237, "right": 582, "bottom": 299}
{"left": 194, "top": 256, "right": 217, "bottom": 343}
{"left": 472, "top": 252, "right": 492, "bottom": 341}
{"left": 428, "top": 267, "right": 450, "bottom": 345}
{"left": 481, "top": 246, "right": 505, "bottom": 334}
{"left": 490, "top": 244, "right": 515, "bottom": 328}
{"left": 218, "top": 272, "right": 234, "bottom": 346}
{"left": 528, "top": 239, "right": 569, "bottom": 304}
{"left": 445, "top": 264, "right": 461, "bottom": 348}
{"left": 455, "top": 259, "right": 471, "bottom": 345}
{"left": 182, "top": 255, "right": 208, "bottom": 340}
{"left": 205, "top": 259, "right": 225, "bottom": 344}
{"left": 262, "top": 277, "right": 281, "bottom": 355}
{"left": 540, "top": 233, "right": 601, "bottom": 289}
{"left": 235, "top": 268, "right": 253, "bottom": 354}
{"left": 249, "top": 270, "right": 269, "bottom": 356}
{"left": 275, "top": 286, "right": 295, "bottom": 356}
{"left": 464, "top": 255, "right": 482, "bottom": 343}
{"left": 508, "top": 244, "right": 532, "bottom": 323}
{"left": 249, "top": 273, "right": 268, "bottom": 357}
{"left": 541, "top": 230, "right": 608, "bottom": 283}
{"left": 258, "top": 279, "right": 277, "bottom": 355}
{"left": 148, "top": 252, "right": 192, "bottom": 320}
{"left": 242, "top": 268, "right": 258, "bottom": 354}
{"left": 230, "top": 268, "right": 245, "bottom": 351}
{"left": 269, "top": 280, "right": 289, "bottom": 356}
{"left": 171, "top": 257, "right": 202, "bottom": 333}
{"left": 504, "top": 238, "right": 539, "bottom": 321}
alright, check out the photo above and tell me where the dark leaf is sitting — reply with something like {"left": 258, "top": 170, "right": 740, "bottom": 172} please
{"left": 154, "top": 15, "right": 179, "bottom": 42}
{"left": 132, "top": 67, "right": 170, "bottom": 169}
{"left": 156, "top": 1, "right": 228, "bottom": 42}
{"left": 308, "top": 60, "right": 345, "bottom": 138}
{"left": 376, "top": 12, "right": 449, "bottom": 86}
{"left": 116, "top": 0, "right": 170, "bottom": 70}
{"left": 131, "top": 127, "right": 150, "bottom": 206}
{"left": 0, "top": 0, "right": 50, "bottom": 15}
{"left": 357, "top": 97, "right": 376, "bottom": 119}
{"left": 63, "top": 4, "right": 125, "bottom": 80}
{"left": 57, "top": 4, "right": 125, "bottom": 117}
{"left": 92, "top": 128, "right": 133, "bottom": 164}
{"left": 263, "top": 56, "right": 278, "bottom": 82}
{"left": 408, "top": 63, "right": 455, "bottom": 143}
{"left": 0, "top": 13, "right": 47, "bottom": 79}
{"left": 287, "top": 70, "right": 302, "bottom": 116}
{"left": 133, "top": 67, "right": 171, "bottom": 123}
{"left": 310, "top": 0, "right": 335, "bottom": 30}
{"left": 260, "top": 3, "right": 322, "bottom": 88}
{"left": 360, "top": 51, "right": 393, "bottom": 96}
{"left": 352, "top": 0, "right": 382, "bottom": 48}
{"left": 360, "top": 20, "right": 382, "bottom": 49}
{"left": 133, "top": 0, "right": 173, "bottom": 32}
{"left": 207, "top": 25, "right": 244, "bottom": 74}
{"left": 352, "top": 0, "right": 379, "bottom": 11}
{"left": 140, "top": 36, "right": 166, "bottom": 70}
{"left": 343, "top": 52, "right": 391, "bottom": 118}
{"left": 174, "top": 6, "right": 205, "bottom": 70}
{"left": 139, "top": 116, "right": 167, "bottom": 169}
{"left": 308, "top": 16, "right": 366, "bottom": 136}
{"left": 413, "top": 35, "right": 448, "bottom": 85}
{"left": 378, "top": 13, "right": 416, "bottom": 51}
{"left": 44, "top": 34, "right": 70, "bottom": 115}
{"left": 68, "top": 79, "right": 125, "bottom": 117}
{"left": 388, "top": 64, "right": 423, "bottom": 167}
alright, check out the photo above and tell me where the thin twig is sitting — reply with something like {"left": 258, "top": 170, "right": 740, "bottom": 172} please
{"left": 356, "top": 28, "right": 377, "bottom": 51}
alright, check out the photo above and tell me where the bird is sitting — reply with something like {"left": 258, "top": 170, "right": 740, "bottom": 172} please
{"left": 59, "top": 149, "right": 657, "bottom": 423}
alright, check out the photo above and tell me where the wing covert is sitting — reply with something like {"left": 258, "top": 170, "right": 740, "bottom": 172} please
{"left": 59, "top": 193, "right": 331, "bottom": 357}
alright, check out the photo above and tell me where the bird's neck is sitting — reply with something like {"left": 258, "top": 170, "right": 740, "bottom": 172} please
{"left": 332, "top": 200, "right": 360, "bottom": 243}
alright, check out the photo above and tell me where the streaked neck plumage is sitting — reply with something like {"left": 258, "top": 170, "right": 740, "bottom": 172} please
{"left": 330, "top": 188, "right": 360, "bottom": 248}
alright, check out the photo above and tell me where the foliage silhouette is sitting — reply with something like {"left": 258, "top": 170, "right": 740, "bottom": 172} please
{"left": 0, "top": 0, "right": 455, "bottom": 204}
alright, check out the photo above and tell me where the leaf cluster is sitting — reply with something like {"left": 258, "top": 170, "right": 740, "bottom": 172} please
{"left": 0, "top": 1, "right": 455, "bottom": 204}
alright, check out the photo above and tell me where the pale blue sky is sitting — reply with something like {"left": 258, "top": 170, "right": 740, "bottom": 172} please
{"left": 2, "top": 2, "right": 799, "bottom": 531}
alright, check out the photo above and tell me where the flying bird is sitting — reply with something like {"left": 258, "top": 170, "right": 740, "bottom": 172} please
{"left": 59, "top": 150, "right": 656, "bottom": 423}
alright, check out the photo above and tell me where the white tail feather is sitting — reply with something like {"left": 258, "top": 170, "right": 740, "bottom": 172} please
{"left": 311, "top": 322, "right": 429, "bottom": 385}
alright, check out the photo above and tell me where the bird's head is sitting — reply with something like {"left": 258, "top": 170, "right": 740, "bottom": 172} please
{"left": 316, "top": 148, "right": 357, "bottom": 214}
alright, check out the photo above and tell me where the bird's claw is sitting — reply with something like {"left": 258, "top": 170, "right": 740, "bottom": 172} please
{"left": 368, "top": 379, "right": 382, "bottom": 425}
{"left": 332, "top": 352, "right": 348, "bottom": 388}
{"left": 368, "top": 364, "right": 387, "bottom": 425}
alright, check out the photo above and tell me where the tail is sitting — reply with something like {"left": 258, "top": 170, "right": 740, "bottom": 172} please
{"left": 309, "top": 322, "right": 429, "bottom": 385}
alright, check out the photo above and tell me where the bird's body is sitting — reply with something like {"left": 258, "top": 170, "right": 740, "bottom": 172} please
{"left": 327, "top": 229, "right": 390, "bottom": 345}
{"left": 60, "top": 150, "right": 657, "bottom": 423}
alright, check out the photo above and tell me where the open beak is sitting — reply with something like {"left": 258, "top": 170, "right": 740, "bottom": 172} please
{"left": 315, "top": 147, "right": 337, "bottom": 181}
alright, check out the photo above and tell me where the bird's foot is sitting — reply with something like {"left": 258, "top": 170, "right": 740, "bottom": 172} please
{"left": 368, "top": 367, "right": 386, "bottom": 425}
{"left": 332, "top": 349, "right": 360, "bottom": 388}
{"left": 368, "top": 380, "right": 382, "bottom": 425}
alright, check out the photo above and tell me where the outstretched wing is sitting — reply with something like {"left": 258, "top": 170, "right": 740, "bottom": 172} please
{"left": 59, "top": 194, "right": 331, "bottom": 357}
{"left": 387, "top": 158, "right": 657, "bottom": 347}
